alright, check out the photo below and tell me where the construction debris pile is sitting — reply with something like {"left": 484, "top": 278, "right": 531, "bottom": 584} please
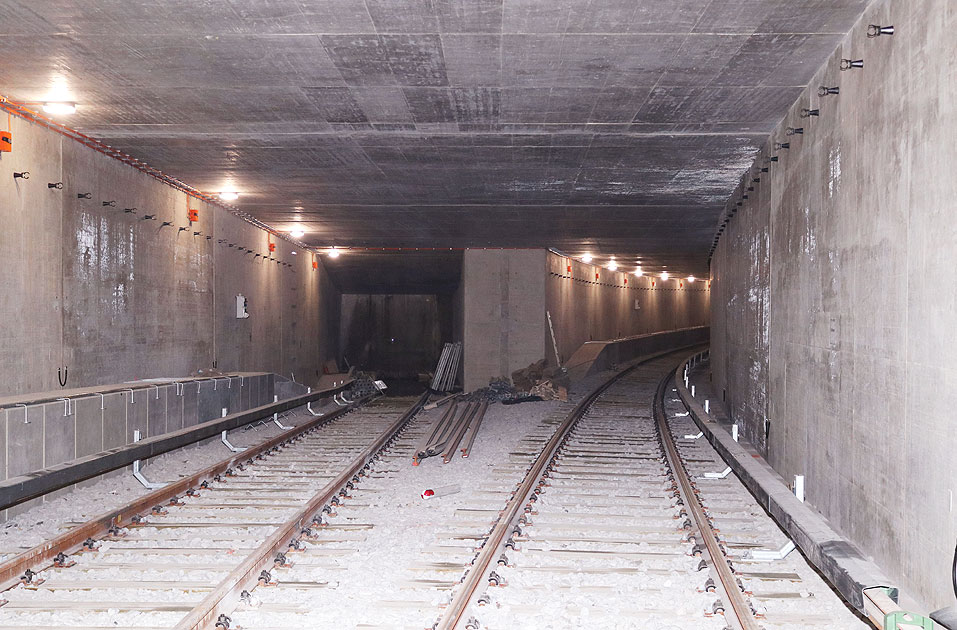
{"left": 470, "top": 379, "right": 517, "bottom": 402}
{"left": 349, "top": 371, "right": 382, "bottom": 399}
{"left": 508, "top": 359, "right": 570, "bottom": 402}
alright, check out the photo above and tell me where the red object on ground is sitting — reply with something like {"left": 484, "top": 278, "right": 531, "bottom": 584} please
{"left": 422, "top": 489, "right": 435, "bottom": 498}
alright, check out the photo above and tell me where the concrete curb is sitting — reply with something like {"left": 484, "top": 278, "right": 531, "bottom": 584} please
{"left": 674, "top": 351, "right": 892, "bottom": 613}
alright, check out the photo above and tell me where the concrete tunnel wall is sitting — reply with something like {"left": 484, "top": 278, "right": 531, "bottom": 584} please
{"left": 0, "top": 113, "right": 342, "bottom": 397}
{"left": 710, "top": 0, "right": 957, "bottom": 608}
{"left": 546, "top": 251, "right": 710, "bottom": 366}
{"left": 461, "top": 249, "right": 711, "bottom": 391}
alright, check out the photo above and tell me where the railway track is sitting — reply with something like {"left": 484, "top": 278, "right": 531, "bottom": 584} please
{"left": 0, "top": 351, "right": 869, "bottom": 630}
{"left": 434, "top": 356, "right": 869, "bottom": 630}
{"left": 0, "top": 395, "right": 426, "bottom": 630}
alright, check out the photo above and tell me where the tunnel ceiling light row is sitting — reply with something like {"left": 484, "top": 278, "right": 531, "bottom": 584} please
{"left": 574, "top": 253, "right": 697, "bottom": 282}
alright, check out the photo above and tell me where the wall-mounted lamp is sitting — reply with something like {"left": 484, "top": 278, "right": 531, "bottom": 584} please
{"left": 124, "top": 207, "right": 137, "bottom": 214}
{"left": 867, "top": 24, "right": 894, "bottom": 38}
{"left": 774, "top": 142, "right": 790, "bottom": 150}
{"left": 161, "top": 221, "right": 173, "bottom": 227}
{"left": 768, "top": 156, "right": 779, "bottom": 162}
{"left": 13, "top": 171, "right": 29, "bottom": 180}
{"left": 801, "top": 109, "right": 820, "bottom": 118}
{"left": 786, "top": 127, "right": 804, "bottom": 136}
{"left": 142, "top": 214, "right": 156, "bottom": 220}
{"left": 48, "top": 182, "right": 63, "bottom": 189}
{"left": 840, "top": 59, "right": 864, "bottom": 70}
{"left": 760, "top": 167, "right": 769, "bottom": 173}
{"left": 77, "top": 192, "right": 92, "bottom": 199}
{"left": 102, "top": 200, "right": 116, "bottom": 207}
{"left": 819, "top": 86, "right": 840, "bottom": 97}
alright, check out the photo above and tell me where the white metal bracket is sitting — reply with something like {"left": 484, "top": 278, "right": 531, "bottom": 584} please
{"left": 221, "top": 430, "right": 245, "bottom": 452}
{"left": 305, "top": 388, "right": 323, "bottom": 417}
{"left": 750, "top": 541, "right": 796, "bottom": 562}
{"left": 272, "top": 395, "right": 291, "bottom": 430}
{"left": 131, "top": 430, "right": 164, "bottom": 490}
{"left": 703, "top": 467, "right": 732, "bottom": 479}
{"left": 684, "top": 431, "right": 704, "bottom": 440}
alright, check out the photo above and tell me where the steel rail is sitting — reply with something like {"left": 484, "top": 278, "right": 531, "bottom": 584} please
{"left": 173, "top": 391, "right": 430, "bottom": 630}
{"left": 460, "top": 400, "right": 488, "bottom": 458}
{"left": 433, "top": 361, "right": 640, "bottom": 629}
{"left": 0, "top": 381, "right": 353, "bottom": 511}
{"left": 442, "top": 402, "right": 477, "bottom": 462}
{"left": 652, "top": 369, "right": 761, "bottom": 630}
{"left": 0, "top": 395, "right": 363, "bottom": 590}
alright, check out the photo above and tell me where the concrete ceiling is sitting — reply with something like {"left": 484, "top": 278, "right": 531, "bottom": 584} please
{"left": 0, "top": 0, "right": 869, "bottom": 280}
{"left": 323, "top": 249, "right": 462, "bottom": 294}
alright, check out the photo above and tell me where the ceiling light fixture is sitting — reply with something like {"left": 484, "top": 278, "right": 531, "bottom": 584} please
{"left": 661, "top": 271, "right": 669, "bottom": 281}
{"left": 607, "top": 259, "right": 618, "bottom": 271}
{"left": 581, "top": 253, "right": 593, "bottom": 263}
{"left": 290, "top": 229, "right": 305, "bottom": 239}
{"left": 327, "top": 248, "right": 340, "bottom": 258}
{"left": 42, "top": 102, "right": 76, "bottom": 115}
{"left": 634, "top": 267, "right": 643, "bottom": 277}
{"left": 687, "top": 276, "right": 696, "bottom": 283}
{"left": 219, "top": 191, "right": 239, "bottom": 201}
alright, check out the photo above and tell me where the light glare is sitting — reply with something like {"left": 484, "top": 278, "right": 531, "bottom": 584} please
{"left": 581, "top": 253, "right": 593, "bottom": 263}
{"left": 42, "top": 102, "right": 76, "bottom": 115}
{"left": 661, "top": 271, "right": 669, "bottom": 280}
{"left": 290, "top": 229, "right": 305, "bottom": 239}
{"left": 607, "top": 260, "right": 617, "bottom": 271}
{"left": 219, "top": 191, "right": 239, "bottom": 201}
{"left": 327, "top": 248, "right": 340, "bottom": 258}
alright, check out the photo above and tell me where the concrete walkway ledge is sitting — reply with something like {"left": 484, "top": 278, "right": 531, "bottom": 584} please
{"left": 674, "top": 351, "right": 893, "bottom": 614}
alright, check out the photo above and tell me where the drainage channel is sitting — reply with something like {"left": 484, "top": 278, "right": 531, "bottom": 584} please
{"left": 437, "top": 359, "right": 870, "bottom": 630}
{"left": 0, "top": 394, "right": 426, "bottom": 630}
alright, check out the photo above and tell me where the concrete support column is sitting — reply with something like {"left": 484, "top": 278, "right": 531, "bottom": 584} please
{"left": 461, "top": 250, "right": 546, "bottom": 391}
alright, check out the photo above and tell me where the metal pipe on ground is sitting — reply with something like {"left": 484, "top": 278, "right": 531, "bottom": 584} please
{"left": 460, "top": 400, "right": 489, "bottom": 458}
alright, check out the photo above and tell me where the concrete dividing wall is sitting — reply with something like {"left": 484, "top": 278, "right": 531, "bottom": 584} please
{"left": 462, "top": 249, "right": 711, "bottom": 391}
{"left": 546, "top": 252, "right": 710, "bottom": 364}
{"left": 462, "top": 250, "right": 547, "bottom": 391}
{"left": 710, "top": 0, "right": 956, "bottom": 608}
{"left": 0, "top": 113, "right": 340, "bottom": 396}
{"left": 0, "top": 373, "right": 274, "bottom": 517}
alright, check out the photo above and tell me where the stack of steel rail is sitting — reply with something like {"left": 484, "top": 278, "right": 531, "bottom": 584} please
{"left": 412, "top": 398, "right": 488, "bottom": 465}
{"left": 430, "top": 342, "right": 462, "bottom": 393}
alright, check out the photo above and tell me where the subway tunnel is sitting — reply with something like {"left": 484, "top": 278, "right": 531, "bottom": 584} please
{"left": 0, "top": 1, "right": 954, "bottom": 629}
